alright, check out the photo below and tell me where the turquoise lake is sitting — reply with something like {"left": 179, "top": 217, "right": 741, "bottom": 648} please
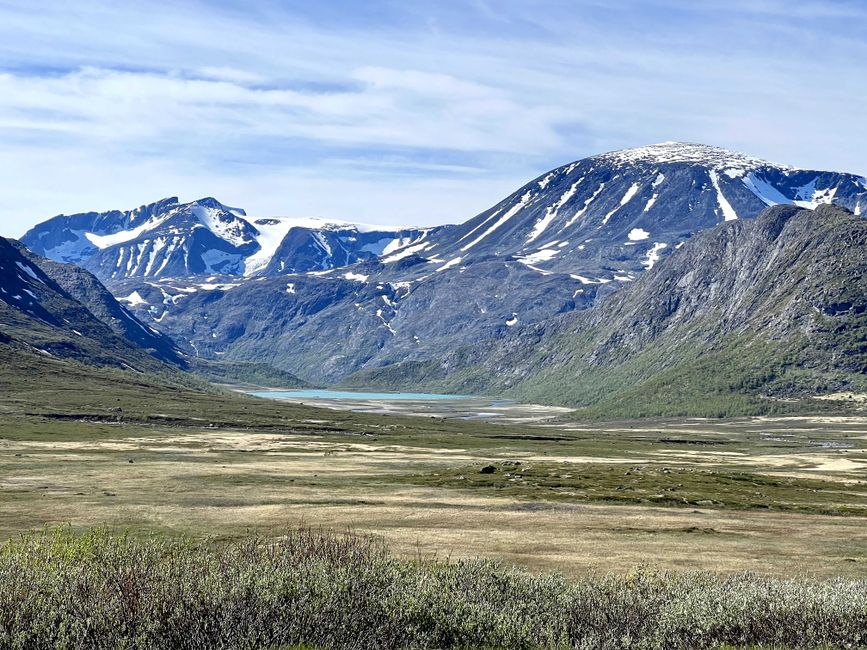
{"left": 250, "top": 389, "right": 473, "bottom": 401}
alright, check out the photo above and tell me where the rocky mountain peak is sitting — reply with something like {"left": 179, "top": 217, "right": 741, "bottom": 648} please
{"left": 593, "top": 141, "right": 788, "bottom": 172}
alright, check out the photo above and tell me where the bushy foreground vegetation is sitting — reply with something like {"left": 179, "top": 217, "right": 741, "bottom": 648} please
{"left": 1, "top": 529, "right": 865, "bottom": 649}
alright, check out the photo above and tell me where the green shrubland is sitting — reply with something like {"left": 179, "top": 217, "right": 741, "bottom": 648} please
{"left": 1, "top": 528, "right": 865, "bottom": 649}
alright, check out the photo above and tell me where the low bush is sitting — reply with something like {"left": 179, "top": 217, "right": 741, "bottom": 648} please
{"left": 0, "top": 528, "right": 864, "bottom": 649}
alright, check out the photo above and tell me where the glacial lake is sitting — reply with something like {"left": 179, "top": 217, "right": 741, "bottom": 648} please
{"left": 249, "top": 389, "right": 472, "bottom": 401}
{"left": 247, "top": 388, "right": 573, "bottom": 422}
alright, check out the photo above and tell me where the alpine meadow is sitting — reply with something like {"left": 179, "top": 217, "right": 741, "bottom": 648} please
{"left": 1, "top": 2, "right": 866, "bottom": 649}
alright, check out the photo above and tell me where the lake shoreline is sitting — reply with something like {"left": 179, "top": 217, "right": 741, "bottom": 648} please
{"left": 245, "top": 387, "right": 573, "bottom": 423}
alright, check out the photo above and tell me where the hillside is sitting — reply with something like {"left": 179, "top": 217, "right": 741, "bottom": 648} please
{"left": 0, "top": 237, "right": 185, "bottom": 373}
{"left": 1, "top": 239, "right": 307, "bottom": 390}
{"left": 344, "top": 204, "right": 867, "bottom": 417}
{"left": 9, "top": 240, "right": 184, "bottom": 366}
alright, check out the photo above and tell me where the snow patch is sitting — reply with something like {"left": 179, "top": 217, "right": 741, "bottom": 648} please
{"left": 382, "top": 241, "right": 432, "bottom": 263}
{"left": 461, "top": 190, "right": 534, "bottom": 251}
{"left": 191, "top": 205, "right": 252, "bottom": 248}
{"left": 143, "top": 237, "right": 168, "bottom": 276}
{"left": 197, "top": 282, "right": 242, "bottom": 291}
{"left": 742, "top": 173, "right": 791, "bottom": 206}
{"left": 517, "top": 248, "right": 560, "bottom": 266}
{"left": 537, "top": 171, "right": 556, "bottom": 190}
{"left": 708, "top": 170, "right": 739, "bottom": 221}
{"left": 343, "top": 271, "right": 369, "bottom": 282}
{"left": 628, "top": 228, "right": 650, "bottom": 241}
{"left": 85, "top": 214, "right": 172, "bottom": 250}
{"left": 436, "top": 257, "right": 462, "bottom": 272}
{"left": 120, "top": 291, "right": 148, "bottom": 306}
{"left": 524, "top": 264, "right": 552, "bottom": 276}
{"left": 792, "top": 178, "right": 838, "bottom": 209}
{"left": 15, "top": 262, "right": 43, "bottom": 283}
{"left": 376, "top": 308, "right": 396, "bottom": 335}
{"left": 527, "top": 177, "right": 584, "bottom": 242}
{"left": 601, "top": 182, "right": 641, "bottom": 226}
{"left": 600, "top": 142, "right": 789, "bottom": 172}
{"left": 565, "top": 183, "right": 607, "bottom": 227}
{"left": 642, "top": 242, "right": 668, "bottom": 270}
{"left": 570, "top": 274, "right": 609, "bottom": 285}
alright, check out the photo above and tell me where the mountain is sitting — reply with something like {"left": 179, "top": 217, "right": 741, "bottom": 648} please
{"left": 0, "top": 237, "right": 184, "bottom": 372}
{"left": 346, "top": 204, "right": 867, "bottom": 416}
{"left": 10, "top": 240, "right": 183, "bottom": 365}
{"left": 21, "top": 197, "right": 426, "bottom": 280}
{"left": 420, "top": 141, "right": 867, "bottom": 278}
{"left": 22, "top": 143, "right": 867, "bottom": 385}
{"left": 1, "top": 239, "right": 309, "bottom": 388}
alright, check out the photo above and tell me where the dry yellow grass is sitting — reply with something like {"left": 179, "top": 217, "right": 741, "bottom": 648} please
{"left": 2, "top": 420, "right": 866, "bottom": 578}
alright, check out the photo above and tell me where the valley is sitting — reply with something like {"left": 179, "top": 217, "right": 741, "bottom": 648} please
{"left": 5, "top": 1, "right": 867, "bottom": 643}
{"left": 2, "top": 354, "right": 865, "bottom": 579}
{"left": 3, "top": 141, "right": 867, "bottom": 648}
{"left": 22, "top": 143, "right": 867, "bottom": 389}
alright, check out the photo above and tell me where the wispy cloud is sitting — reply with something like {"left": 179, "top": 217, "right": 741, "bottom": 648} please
{"left": 0, "top": 0, "right": 865, "bottom": 235}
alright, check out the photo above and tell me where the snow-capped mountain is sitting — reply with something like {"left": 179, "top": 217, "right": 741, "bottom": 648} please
{"left": 21, "top": 197, "right": 426, "bottom": 281}
{"left": 348, "top": 203, "right": 867, "bottom": 412}
{"left": 408, "top": 141, "right": 867, "bottom": 281}
{"left": 21, "top": 142, "right": 867, "bottom": 384}
{"left": 251, "top": 217, "right": 429, "bottom": 276}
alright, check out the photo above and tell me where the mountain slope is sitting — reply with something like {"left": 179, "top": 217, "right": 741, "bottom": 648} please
{"left": 420, "top": 141, "right": 867, "bottom": 278}
{"left": 345, "top": 204, "right": 867, "bottom": 416}
{"left": 10, "top": 241, "right": 183, "bottom": 366}
{"left": 0, "top": 237, "right": 183, "bottom": 373}
{"left": 2, "top": 239, "right": 308, "bottom": 388}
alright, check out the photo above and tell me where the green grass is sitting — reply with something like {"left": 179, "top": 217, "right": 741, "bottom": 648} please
{"left": 342, "top": 313, "right": 867, "bottom": 422}
{"left": 398, "top": 461, "right": 867, "bottom": 516}
{"left": 187, "top": 357, "right": 310, "bottom": 389}
{"left": 1, "top": 527, "right": 865, "bottom": 650}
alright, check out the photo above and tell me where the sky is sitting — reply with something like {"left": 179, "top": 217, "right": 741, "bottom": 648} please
{"left": 1, "top": 0, "right": 866, "bottom": 236}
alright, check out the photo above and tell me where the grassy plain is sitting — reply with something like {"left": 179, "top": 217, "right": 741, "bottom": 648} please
{"left": 1, "top": 352, "right": 866, "bottom": 579}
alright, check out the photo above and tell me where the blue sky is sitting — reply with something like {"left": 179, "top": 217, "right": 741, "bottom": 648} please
{"left": 1, "top": 0, "right": 865, "bottom": 236}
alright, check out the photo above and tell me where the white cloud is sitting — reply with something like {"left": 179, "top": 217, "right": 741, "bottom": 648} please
{"left": 0, "top": 0, "right": 865, "bottom": 236}
{"left": 0, "top": 65, "right": 569, "bottom": 153}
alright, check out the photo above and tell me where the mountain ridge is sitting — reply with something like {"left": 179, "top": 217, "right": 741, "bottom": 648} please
{"left": 0, "top": 236, "right": 185, "bottom": 373}
{"left": 18, "top": 143, "right": 867, "bottom": 386}
{"left": 21, "top": 197, "right": 427, "bottom": 281}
